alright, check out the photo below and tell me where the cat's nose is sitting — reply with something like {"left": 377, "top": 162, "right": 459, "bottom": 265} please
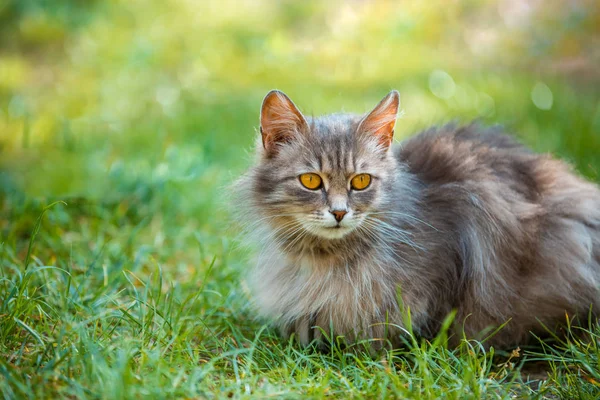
{"left": 330, "top": 210, "right": 347, "bottom": 222}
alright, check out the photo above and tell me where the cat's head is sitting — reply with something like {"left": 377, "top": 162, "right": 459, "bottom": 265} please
{"left": 249, "top": 90, "right": 401, "bottom": 241}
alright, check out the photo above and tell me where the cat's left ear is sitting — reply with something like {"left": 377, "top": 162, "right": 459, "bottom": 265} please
{"left": 357, "top": 90, "right": 400, "bottom": 149}
{"left": 260, "top": 90, "right": 308, "bottom": 156}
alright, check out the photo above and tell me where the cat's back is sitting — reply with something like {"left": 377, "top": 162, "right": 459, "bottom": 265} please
{"left": 395, "top": 123, "right": 600, "bottom": 207}
{"left": 396, "top": 124, "right": 540, "bottom": 196}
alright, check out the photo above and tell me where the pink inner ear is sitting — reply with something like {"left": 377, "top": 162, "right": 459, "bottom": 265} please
{"left": 260, "top": 91, "right": 306, "bottom": 154}
{"left": 359, "top": 91, "right": 399, "bottom": 148}
{"left": 365, "top": 113, "right": 396, "bottom": 146}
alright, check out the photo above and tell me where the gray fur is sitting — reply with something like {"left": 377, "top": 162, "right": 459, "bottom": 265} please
{"left": 235, "top": 91, "right": 600, "bottom": 349}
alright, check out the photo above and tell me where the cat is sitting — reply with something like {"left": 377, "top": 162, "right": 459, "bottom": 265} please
{"left": 236, "top": 89, "right": 600, "bottom": 350}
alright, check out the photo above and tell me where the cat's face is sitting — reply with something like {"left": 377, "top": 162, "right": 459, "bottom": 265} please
{"left": 251, "top": 90, "right": 400, "bottom": 240}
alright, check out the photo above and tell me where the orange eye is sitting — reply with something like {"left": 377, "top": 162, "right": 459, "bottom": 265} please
{"left": 299, "top": 173, "right": 322, "bottom": 190}
{"left": 350, "top": 174, "right": 371, "bottom": 190}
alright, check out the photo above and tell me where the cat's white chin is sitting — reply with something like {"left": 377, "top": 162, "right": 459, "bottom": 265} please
{"left": 314, "top": 226, "right": 355, "bottom": 239}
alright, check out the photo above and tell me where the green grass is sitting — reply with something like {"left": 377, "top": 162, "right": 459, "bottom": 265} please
{"left": 1, "top": 0, "right": 600, "bottom": 398}
{"left": 2, "top": 201, "right": 600, "bottom": 399}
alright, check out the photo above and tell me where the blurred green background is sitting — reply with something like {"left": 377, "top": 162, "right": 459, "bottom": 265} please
{"left": 1, "top": 0, "right": 599, "bottom": 273}
{"left": 1, "top": 0, "right": 599, "bottom": 195}
{"left": 1, "top": 0, "right": 599, "bottom": 267}
{"left": 0, "top": 1, "right": 599, "bottom": 397}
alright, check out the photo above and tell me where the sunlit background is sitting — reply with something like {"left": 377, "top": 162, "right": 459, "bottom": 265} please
{"left": 0, "top": 1, "right": 599, "bottom": 396}
{"left": 2, "top": 0, "right": 599, "bottom": 188}
{"left": 1, "top": 0, "right": 599, "bottom": 272}
{"left": 2, "top": 0, "right": 599, "bottom": 274}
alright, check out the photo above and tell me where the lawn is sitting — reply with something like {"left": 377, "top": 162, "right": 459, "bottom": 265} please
{"left": 1, "top": 0, "right": 600, "bottom": 398}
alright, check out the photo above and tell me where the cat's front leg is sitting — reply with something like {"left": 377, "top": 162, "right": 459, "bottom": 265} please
{"left": 280, "top": 316, "right": 312, "bottom": 347}
{"left": 280, "top": 314, "right": 330, "bottom": 348}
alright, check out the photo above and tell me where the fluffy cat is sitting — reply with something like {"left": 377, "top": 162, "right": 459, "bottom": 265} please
{"left": 236, "top": 89, "right": 600, "bottom": 350}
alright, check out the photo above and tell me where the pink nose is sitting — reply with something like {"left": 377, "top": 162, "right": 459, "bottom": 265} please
{"left": 330, "top": 210, "right": 347, "bottom": 222}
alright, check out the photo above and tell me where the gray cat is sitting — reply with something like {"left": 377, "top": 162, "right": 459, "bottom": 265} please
{"left": 236, "top": 89, "right": 600, "bottom": 350}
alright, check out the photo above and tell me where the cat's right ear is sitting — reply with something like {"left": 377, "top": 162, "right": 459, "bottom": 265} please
{"left": 357, "top": 90, "right": 400, "bottom": 150}
{"left": 260, "top": 90, "right": 308, "bottom": 156}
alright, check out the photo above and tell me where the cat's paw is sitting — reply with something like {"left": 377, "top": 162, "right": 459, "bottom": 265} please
{"left": 280, "top": 316, "right": 327, "bottom": 348}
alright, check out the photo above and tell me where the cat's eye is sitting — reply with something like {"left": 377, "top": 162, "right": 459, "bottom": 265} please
{"left": 350, "top": 174, "right": 371, "bottom": 190}
{"left": 299, "top": 173, "right": 323, "bottom": 190}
